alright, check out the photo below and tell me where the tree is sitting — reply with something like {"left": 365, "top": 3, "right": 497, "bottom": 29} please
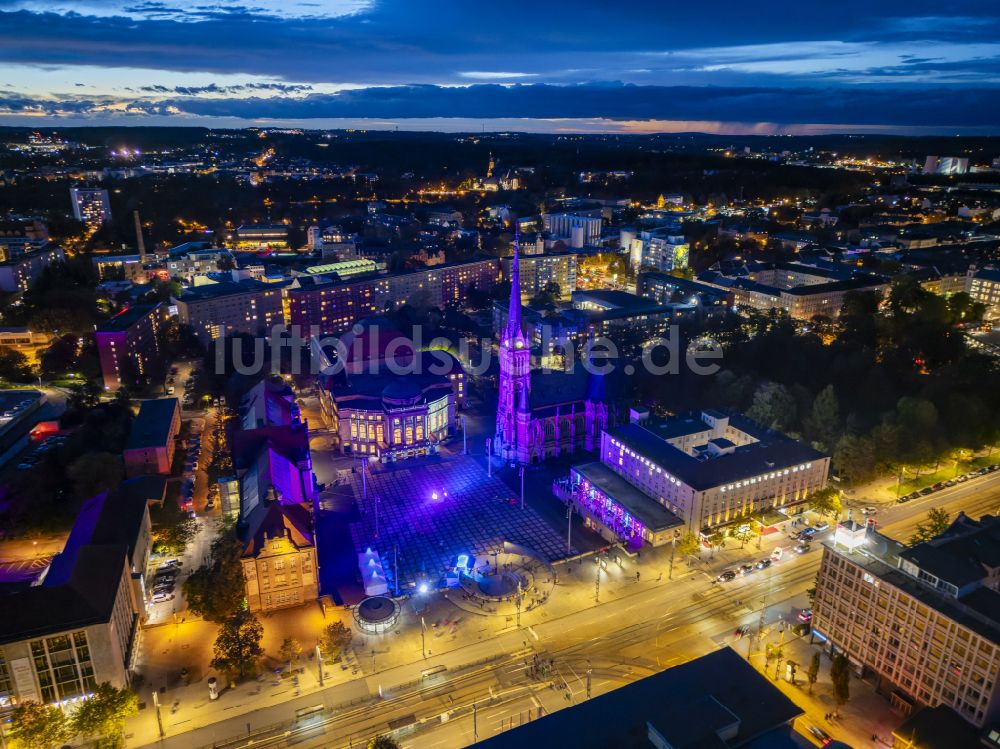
{"left": 0, "top": 345, "right": 33, "bottom": 382}
{"left": 67, "top": 451, "right": 123, "bottom": 499}
{"left": 279, "top": 637, "right": 303, "bottom": 666}
{"left": 747, "top": 382, "right": 797, "bottom": 432}
{"left": 184, "top": 533, "right": 247, "bottom": 622}
{"left": 806, "top": 652, "right": 820, "bottom": 695}
{"left": 368, "top": 737, "right": 401, "bottom": 749}
{"left": 708, "top": 529, "right": 726, "bottom": 557}
{"left": 910, "top": 508, "right": 951, "bottom": 546}
{"left": 68, "top": 379, "right": 103, "bottom": 411}
{"left": 319, "top": 620, "right": 353, "bottom": 662}
{"left": 9, "top": 701, "right": 70, "bottom": 749}
{"left": 805, "top": 385, "right": 839, "bottom": 450}
{"left": 212, "top": 609, "right": 264, "bottom": 681}
{"left": 806, "top": 487, "right": 842, "bottom": 518}
{"left": 830, "top": 653, "right": 851, "bottom": 712}
{"left": 676, "top": 532, "right": 701, "bottom": 560}
{"left": 70, "top": 681, "right": 139, "bottom": 749}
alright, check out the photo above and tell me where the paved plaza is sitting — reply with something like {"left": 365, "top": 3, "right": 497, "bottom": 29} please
{"left": 348, "top": 455, "right": 577, "bottom": 591}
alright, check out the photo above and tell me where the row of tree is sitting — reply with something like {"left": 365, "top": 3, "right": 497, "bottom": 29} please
{"left": 10, "top": 682, "right": 137, "bottom": 749}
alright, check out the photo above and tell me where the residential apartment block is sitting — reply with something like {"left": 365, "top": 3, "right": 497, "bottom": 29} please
{"left": 123, "top": 398, "right": 181, "bottom": 477}
{"left": 173, "top": 279, "right": 287, "bottom": 346}
{"left": 501, "top": 251, "right": 576, "bottom": 302}
{"left": 95, "top": 303, "right": 172, "bottom": 390}
{"left": 0, "top": 246, "right": 64, "bottom": 293}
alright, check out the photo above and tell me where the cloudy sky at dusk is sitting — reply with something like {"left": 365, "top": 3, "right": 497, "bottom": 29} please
{"left": 0, "top": 1, "right": 998, "bottom": 133}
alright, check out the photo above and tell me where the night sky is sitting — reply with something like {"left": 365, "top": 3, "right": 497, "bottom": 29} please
{"left": 0, "top": 1, "right": 998, "bottom": 132}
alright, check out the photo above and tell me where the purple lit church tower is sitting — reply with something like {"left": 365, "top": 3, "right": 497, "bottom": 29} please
{"left": 496, "top": 233, "right": 533, "bottom": 464}
{"left": 495, "top": 232, "right": 612, "bottom": 465}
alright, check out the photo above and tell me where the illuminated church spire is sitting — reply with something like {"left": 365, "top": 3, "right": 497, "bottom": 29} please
{"left": 505, "top": 226, "right": 523, "bottom": 345}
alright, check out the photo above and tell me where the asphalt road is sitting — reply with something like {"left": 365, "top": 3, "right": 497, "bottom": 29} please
{"left": 131, "top": 471, "right": 1000, "bottom": 749}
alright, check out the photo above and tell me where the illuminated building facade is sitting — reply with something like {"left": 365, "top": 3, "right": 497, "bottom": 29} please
{"left": 813, "top": 515, "right": 1000, "bottom": 726}
{"left": 173, "top": 279, "right": 287, "bottom": 346}
{"left": 494, "top": 240, "right": 611, "bottom": 465}
{"left": 600, "top": 409, "right": 828, "bottom": 532}
{"left": 69, "top": 187, "right": 111, "bottom": 227}
{"left": 95, "top": 303, "right": 172, "bottom": 390}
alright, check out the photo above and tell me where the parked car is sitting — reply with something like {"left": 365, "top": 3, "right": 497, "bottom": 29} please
{"left": 861, "top": 506, "right": 877, "bottom": 515}
{"left": 798, "top": 609, "right": 813, "bottom": 623}
{"left": 813, "top": 522, "right": 829, "bottom": 532}
{"left": 808, "top": 725, "right": 832, "bottom": 746}
{"left": 733, "top": 624, "right": 751, "bottom": 639}
{"left": 151, "top": 592, "right": 174, "bottom": 603}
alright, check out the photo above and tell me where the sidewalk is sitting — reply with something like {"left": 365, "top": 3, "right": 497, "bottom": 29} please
{"left": 748, "top": 622, "right": 900, "bottom": 748}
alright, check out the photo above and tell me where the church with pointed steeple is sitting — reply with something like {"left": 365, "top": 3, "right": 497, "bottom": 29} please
{"left": 494, "top": 233, "right": 613, "bottom": 464}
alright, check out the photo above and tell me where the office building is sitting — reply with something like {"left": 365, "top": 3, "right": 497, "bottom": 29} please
{"left": 500, "top": 251, "right": 576, "bottom": 303}
{"left": 0, "top": 246, "right": 64, "bottom": 293}
{"left": 0, "top": 480, "right": 155, "bottom": 706}
{"left": 591, "top": 409, "right": 829, "bottom": 535}
{"left": 233, "top": 224, "right": 289, "bottom": 250}
{"left": 813, "top": 514, "right": 1000, "bottom": 727}
{"left": 69, "top": 187, "right": 112, "bottom": 227}
{"left": 123, "top": 398, "right": 181, "bottom": 477}
{"left": 698, "top": 261, "right": 887, "bottom": 320}
{"left": 542, "top": 211, "right": 602, "bottom": 248}
{"left": 173, "top": 279, "right": 287, "bottom": 346}
{"left": 95, "top": 303, "right": 172, "bottom": 390}
{"left": 638, "top": 271, "right": 734, "bottom": 315}
{"left": 474, "top": 648, "right": 802, "bottom": 749}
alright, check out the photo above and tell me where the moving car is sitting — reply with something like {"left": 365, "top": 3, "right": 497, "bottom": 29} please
{"left": 717, "top": 570, "right": 736, "bottom": 582}
{"left": 755, "top": 558, "right": 772, "bottom": 570}
{"left": 795, "top": 543, "right": 811, "bottom": 554}
{"left": 739, "top": 564, "right": 755, "bottom": 576}
{"left": 798, "top": 609, "right": 813, "bottom": 623}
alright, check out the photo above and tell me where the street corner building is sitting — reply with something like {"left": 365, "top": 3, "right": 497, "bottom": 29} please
{"left": 813, "top": 513, "right": 1000, "bottom": 728}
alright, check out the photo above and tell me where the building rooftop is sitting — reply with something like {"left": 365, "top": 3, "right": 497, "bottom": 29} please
{"left": 572, "top": 462, "right": 683, "bottom": 533}
{"left": 473, "top": 647, "right": 802, "bottom": 749}
{"left": 0, "top": 544, "right": 128, "bottom": 644}
{"left": 240, "top": 502, "right": 314, "bottom": 557}
{"left": 177, "top": 278, "right": 286, "bottom": 302}
{"left": 609, "top": 416, "right": 826, "bottom": 492}
{"left": 125, "top": 398, "right": 179, "bottom": 451}
{"left": 96, "top": 303, "right": 160, "bottom": 333}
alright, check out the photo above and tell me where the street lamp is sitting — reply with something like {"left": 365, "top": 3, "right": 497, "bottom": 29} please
{"left": 520, "top": 466, "right": 525, "bottom": 510}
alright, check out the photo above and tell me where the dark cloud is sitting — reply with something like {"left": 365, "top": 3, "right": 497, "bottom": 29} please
{"left": 137, "top": 82, "right": 313, "bottom": 94}
{"left": 3, "top": 83, "right": 998, "bottom": 129}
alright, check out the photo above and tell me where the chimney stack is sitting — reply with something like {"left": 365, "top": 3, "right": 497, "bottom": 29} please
{"left": 133, "top": 210, "right": 146, "bottom": 264}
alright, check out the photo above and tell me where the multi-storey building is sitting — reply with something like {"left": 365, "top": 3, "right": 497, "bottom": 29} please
{"left": 69, "top": 187, "right": 112, "bottom": 227}
{"left": 239, "top": 502, "right": 318, "bottom": 613}
{"left": 233, "top": 224, "right": 289, "bottom": 250}
{"left": 967, "top": 269, "right": 1000, "bottom": 320}
{"left": 173, "top": 279, "right": 287, "bottom": 346}
{"left": 0, "top": 220, "right": 49, "bottom": 261}
{"left": 638, "top": 272, "right": 734, "bottom": 315}
{"left": 95, "top": 303, "right": 172, "bottom": 390}
{"left": 0, "top": 246, "right": 64, "bottom": 293}
{"left": 287, "top": 258, "right": 499, "bottom": 336}
{"left": 123, "top": 398, "right": 181, "bottom": 477}
{"left": 589, "top": 409, "right": 828, "bottom": 534}
{"left": 542, "top": 211, "right": 603, "bottom": 248}
{"left": 813, "top": 515, "right": 1000, "bottom": 726}
{"left": 627, "top": 227, "right": 689, "bottom": 273}
{"left": 698, "top": 262, "right": 887, "bottom": 320}
{"left": 500, "top": 251, "right": 576, "bottom": 302}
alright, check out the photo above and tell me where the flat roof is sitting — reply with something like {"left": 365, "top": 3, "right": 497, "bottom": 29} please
{"left": 473, "top": 648, "right": 802, "bottom": 749}
{"left": 609, "top": 419, "right": 826, "bottom": 492}
{"left": 126, "top": 398, "right": 178, "bottom": 451}
{"left": 96, "top": 303, "right": 160, "bottom": 333}
{"left": 572, "top": 462, "right": 683, "bottom": 533}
